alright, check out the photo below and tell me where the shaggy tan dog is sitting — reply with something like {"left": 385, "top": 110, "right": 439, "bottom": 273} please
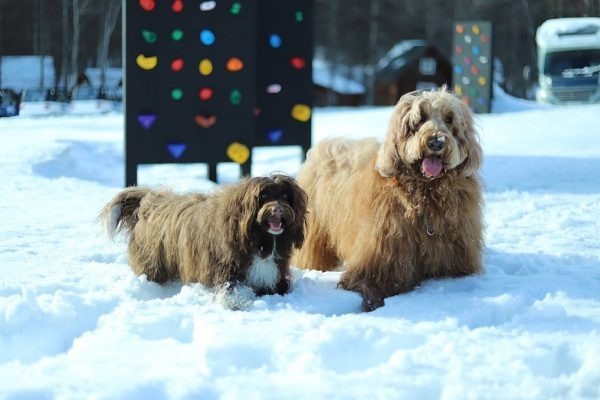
{"left": 100, "top": 174, "right": 307, "bottom": 301}
{"left": 292, "top": 88, "right": 484, "bottom": 311}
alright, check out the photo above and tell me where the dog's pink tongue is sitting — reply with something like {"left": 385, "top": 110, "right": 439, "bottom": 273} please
{"left": 422, "top": 156, "right": 443, "bottom": 178}
{"left": 268, "top": 215, "right": 282, "bottom": 231}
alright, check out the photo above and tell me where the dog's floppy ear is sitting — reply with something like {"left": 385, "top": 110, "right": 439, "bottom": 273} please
{"left": 376, "top": 93, "right": 415, "bottom": 177}
{"left": 456, "top": 101, "right": 483, "bottom": 176}
{"left": 226, "top": 177, "right": 264, "bottom": 244}
{"left": 272, "top": 174, "right": 307, "bottom": 249}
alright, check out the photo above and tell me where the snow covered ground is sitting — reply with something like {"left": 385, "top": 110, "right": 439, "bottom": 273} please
{"left": 1, "top": 90, "right": 599, "bottom": 399}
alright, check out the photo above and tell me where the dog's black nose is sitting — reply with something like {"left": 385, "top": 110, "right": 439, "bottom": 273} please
{"left": 271, "top": 205, "right": 283, "bottom": 216}
{"left": 427, "top": 136, "right": 445, "bottom": 152}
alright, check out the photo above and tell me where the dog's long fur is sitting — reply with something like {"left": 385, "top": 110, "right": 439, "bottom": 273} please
{"left": 101, "top": 174, "right": 307, "bottom": 297}
{"left": 292, "top": 88, "right": 484, "bottom": 311}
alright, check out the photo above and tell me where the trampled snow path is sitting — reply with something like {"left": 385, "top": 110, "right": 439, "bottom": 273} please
{"left": 1, "top": 100, "right": 600, "bottom": 399}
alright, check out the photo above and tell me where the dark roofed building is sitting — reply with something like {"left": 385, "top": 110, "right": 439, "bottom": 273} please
{"left": 374, "top": 40, "right": 451, "bottom": 105}
{"left": 313, "top": 59, "right": 366, "bottom": 106}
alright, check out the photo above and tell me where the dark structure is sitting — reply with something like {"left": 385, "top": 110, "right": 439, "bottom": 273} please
{"left": 0, "top": 88, "right": 20, "bottom": 117}
{"left": 374, "top": 40, "right": 452, "bottom": 105}
{"left": 313, "top": 82, "right": 364, "bottom": 107}
{"left": 124, "top": 0, "right": 313, "bottom": 185}
{"left": 451, "top": 21, "right": 493, "bottom": 113}
{"left": 312, "top": 60, "right": 365, "bottom": 106}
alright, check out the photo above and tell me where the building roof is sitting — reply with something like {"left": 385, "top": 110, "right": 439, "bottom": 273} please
{"left": 0, "top": 56, "right": 55, "bottom": 90}
{"left": 313, "top": 59, "right": 365, "bottom": 95}
{"left": 536, "top": 18, "right": 600, "bottom": 51}
{"left": 377, "top": 40, "right": 428, "bottom": 71}
{"left": 376, "top": 40, "right": 447, "bottom": 81}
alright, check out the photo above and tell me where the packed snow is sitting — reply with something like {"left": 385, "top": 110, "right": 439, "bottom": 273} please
{"left": 1, "top": 89, "right": 599, "bottom": 399}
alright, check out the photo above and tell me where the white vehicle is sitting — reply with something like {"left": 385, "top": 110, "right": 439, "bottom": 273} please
{"left": 66, "top": 86, "right": 115, "bottom": 115}
{"left": 535, "top": 18, "right": 600, "bottom": 104}
{"left": 19, "top": 88, "right": 66, "bottom": 116}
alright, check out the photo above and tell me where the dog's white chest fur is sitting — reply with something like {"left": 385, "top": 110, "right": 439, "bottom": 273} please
{"left": 246, "top": 253, "right": 279, "bottom": 290}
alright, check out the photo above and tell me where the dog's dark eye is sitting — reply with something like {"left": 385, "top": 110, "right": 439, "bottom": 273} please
{"left": 282, "top": 193, "right": 288, "bottom": 199}
{"left": 444, "top": 114, "right": 453, "bottom": 126}
{"left": 410, "top": 118, "right": 424, "bottom": 133}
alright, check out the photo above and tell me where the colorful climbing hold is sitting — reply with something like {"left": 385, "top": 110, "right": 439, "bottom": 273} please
{"left": 230, "top": 90, "right": 242, "bottom": 105}
{"left": 139, "top": 0, "right": 155, "bottom": 11}
{"left": 171, "top": 58, "right": 184, "bottom": 72}
{"left": 226, "top": 142, "right": 250, "bottom": 164}
{"left": 142, "top": 29, "right": 157, "bottom": 44}
{"left": 136, "top": 54, "right": 158, "bottom": 70}
{"left": 269, "top": 34, "right": 282, "bottom": 48}
{"left": 171, "top": 29, "right": 184, "bottom": 41}
{"left": 266, "top": 84, "right": 282, "bottom": 94}
{"left": 290, "top": 57, "right": 306, "bottom": 70}
{"left": 167, "top": 143, "right": 187, "bottom": 159}
{"left": 137, "top": 113, "right": 157, "bottom": 129}
{"left": 199, "top": 88, "right": 213, "bottom": 101}
{"left": 291, "top": 104, "right": 311, "bottom": 122}
{"left": 195, "top": 115, "right": 217, "bottom": 128}
{"left": 199, "top": 59, "right": 213, "bottom": 75}
{"left": 267, "top": 129, "right": 283, "bottom": 143}
{"left": 230, "top": 2, "right": 241, "bottom": 15}
{"left": 200, "top": 29, "right": 215, "bottom": 46}
{"left": 200, "top": 1, "right": 216, "bottom": 11}
{"left": 226, "top": 57, "right": 244, "bottom": 72}
{"left": 171, "top": 88, "right": 183, "bottom": 101}
{"left": 172, "top": 0, "right": 183, "bottom": 12}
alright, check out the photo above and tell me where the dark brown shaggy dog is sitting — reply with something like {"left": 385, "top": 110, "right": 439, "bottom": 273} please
{"left": 292, "top": 88, "right": 484, "bottom": 311}
{"left": 101, "top": 174, "right": 307, "bottom": 299}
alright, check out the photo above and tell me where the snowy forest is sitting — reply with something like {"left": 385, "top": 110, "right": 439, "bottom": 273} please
{"left": 0, "top": 0, "right": 599, "bottom": 99}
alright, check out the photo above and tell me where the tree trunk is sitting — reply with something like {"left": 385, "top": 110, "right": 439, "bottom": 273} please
{"left": 70, "top": 0, "right": 80, "bottom": 88}
{"left": 97, "top": 0, "right": 122, "bottom": 86}
{"left": 61, "top": 0, "right": 70, "bottom": 87}
{"left": 327, "top": 0, "right": 339, "bottom": 106}
{"left": 365, "top": 0, "right": 379, "bottom": 105}
{"left": 0, "top": 4, "right": 3, "bottom": 88}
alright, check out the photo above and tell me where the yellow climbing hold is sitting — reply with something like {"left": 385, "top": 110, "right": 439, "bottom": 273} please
{"left": 226, "top": 142, "right": 250, "bottom": 164}
{"left": 136, "top": 54, "right": 158, "bottom": 70}
{"left": 199, "top": 59, "right": 213, "bottom": 76}
{"left": 291, "top": 104, "right": 311, "bottom": 122}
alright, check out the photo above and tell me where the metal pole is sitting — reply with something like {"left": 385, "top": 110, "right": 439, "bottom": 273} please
{"left": 0, "top": 3, "right": 3, "bottom": 88}
{"left": 366, "top": 0, "right": 380, "bottom": 105}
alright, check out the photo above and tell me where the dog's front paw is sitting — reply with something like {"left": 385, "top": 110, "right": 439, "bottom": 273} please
{"left": 338, "top": 277, "right": 385, "bottom": 312}
{"left": 275, "top": 276, "right": 292, "bottom": 296}
{"left": 214, "top": 281, "right": 256, "bottom": 310}
{"left": 360, "top": 291, "right": 385, "bottom": 312}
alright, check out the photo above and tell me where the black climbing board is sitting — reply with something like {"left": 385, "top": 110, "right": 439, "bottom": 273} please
{"left": 124, "top": 0, "right": 313, "bottom": 185}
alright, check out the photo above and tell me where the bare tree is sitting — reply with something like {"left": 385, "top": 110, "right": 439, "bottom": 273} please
{"left": 96, "top": 0, "right": 121, "bottom": 86}
{"left": 69, "top": 0, "right": 93, "bottom": 87}
{"left": 61, "top": 0, "right": 70, "bottom": 87}
{"left": 365, "top": 0, "right": 380, "bottom": 104}
{"left": 70, "top": 0, "right": 80, "bottom": 87}
{"left": 0, "top": 3, "right": 3, "bottom": 88}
